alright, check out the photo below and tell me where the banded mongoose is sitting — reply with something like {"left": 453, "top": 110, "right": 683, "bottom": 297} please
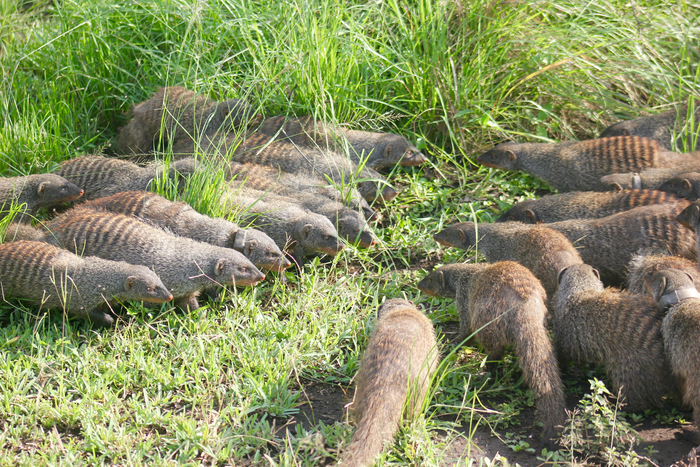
{"left": 626, "top": 251, "right": 700, "bottom": 295}
{"left": 600, "top": 164, "right": 700, "bottom": 191}
{"left": 1, "top": 222, "right": 46, "bottom": 243}
{"left": 225, "top": 186, "right": 345, "bottom": 260}
{"left": 113, "top": 86, "right": 258, "bottom": 156}
{"left": 600, "top": 103, "right": 700, "bottom": 150}
{"left": 553, "top": 263, "right": 677, "bottom": 410}
{"left": 436, "top": 204, "right": 697, "bottom": 285}
{"left": 173, "top": 129, "right": 399, "bottom": 204}
{"left": 433, "top": 224, "right": 582, "bottom": 298}
{"left": 82, "top": 191, "right": 291, "bottom": 272}
{"left": 477, "top": 136, "right": 674, "bottom": 192}
{"left": 0, "top": 240, "right": 173, "bottom": 326}
{"left": 647, "top": 268, "right": 700, "bottom": 438}
{"left": 0, "top": 173, "right": 84, "bottom": 221}
{"left": 55, "top": 155, "right": 190, "bottom": 201}
{"left": 43, "top": 207, "right": 265, "bottom": 311}
{"left": 254, "top": 115, "right": 428, "bottom": 170}
{"left": 339, "top": 299, "right": 438, "bottom": 467}
{"left": 497, "top": 190, "right": 682, "bottom": 224}
{"left": 228, "top": 161, "right": 376, "bottom": 222}
{"left": 417, "top": 262, "right": 565, "bottom": 445}
{"left": 658, "top": 173, "right": 700, "bottom": 200}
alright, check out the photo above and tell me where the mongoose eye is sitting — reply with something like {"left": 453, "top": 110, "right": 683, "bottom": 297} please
{"left": 61, "top": 187, "right": 67, "bottom": 192}
{"left": 240, "top": 267, "right": 247, "bottom": 273}
{"left": 148, "top": 287, "right": 155, "bottom": 293}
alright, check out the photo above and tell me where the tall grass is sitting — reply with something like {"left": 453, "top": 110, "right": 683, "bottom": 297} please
{"left": 1, "top": 0, "right": 699, "bottom": 464}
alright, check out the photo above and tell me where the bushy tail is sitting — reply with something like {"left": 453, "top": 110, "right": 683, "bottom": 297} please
{"left": 338, "top": 400, "right": 403, "bottom": 467}
{"left": 514, "top": 304, "right": 567, "bottom": 444}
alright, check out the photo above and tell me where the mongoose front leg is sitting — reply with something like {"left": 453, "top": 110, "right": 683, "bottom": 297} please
{"left": 175, "top": 293, "right": 200, "bottom": 312}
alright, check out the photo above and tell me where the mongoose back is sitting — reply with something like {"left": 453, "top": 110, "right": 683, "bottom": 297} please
{"left": 55, "top": 155, "right": 188, "bottom": 201}
{"left": 0, "top": 240, "right": 172, "bottom": 326}
{"left": 626, "top": 251, "right": 700, "bottom": 295}
{"left": 477, "top": 136, "right": 669, "bottom": 192}
{"left": 82, "top": 191, "right": 291, "bottom": 272}
{"left": 225, "top": 186, "right": 345, "bottom": 260}
{"left": 113, "top": 86, "right": 258, "bottom": 156}
{"left": 254, "top": 115, "right": 428, "bottom": 170}
{"left": 600, "top": 103, "right": 700, "bottom": 150}
{"left": 1, "top": 222, "right": 46, "bottom": 243}
{"left": 433, "top": 223, "right": 582, "bottom": 297}
{"left": 417, "top": 262, "right": 565, "bottom": 445}
{"left": 600, "top": 164, "right": 700, "bottom": 191}
{"left": 437, "top": 205, "right": 696, "bottom": 285}
{"left": 648, "top": 268, "right": 700, "bottom": 438}
{"left": 339, "top": 299, "right": 438, "bottom": 467}
{"left": 0, "top": 173, "right": 84, "bottom": 221}
{"left": 658, "top": 172, "right": 700, "bottom": 200}
{"left": 497, "top": 190, "right": 682, "bottom": 224}
{"left": 43, "top": 207, "right": 265, "bottom": 310}
{"left": 553, "top": 264, "right": 677, "bottom": 410}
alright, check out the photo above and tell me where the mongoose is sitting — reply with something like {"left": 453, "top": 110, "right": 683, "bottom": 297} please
{"left": 626, "top": 250, "right": 700, "bottom": 295}
{"left": 417, "top": 262, "right": 565, "bottom": 445}
{"left": 600, "top": 164, "right": 700, "bottom": 191}
{"left": 553, "top": 263, "right": 677, "bottom": 410}
{"left": 497, "top": 189, "right": 682, "bottom": 224}
{"left": 0, "top": 240, "right": 172, "bottom": 326}
{"left": 477, "top": 136, "right": 671, "bottom": 192}
{"left": 339, "top": 299, "right": 438, "bottom": 467}
{"left": 173, "top": 129, "right": 399, "bottom": 204}
{"left": 433, "top": 223, "right": 582, "bottom": 298}
{"left": 0, "top": 173, "right": 84, "bottom": 221}
{"left": 225, "top": 186, "right": 345, "bottom": 261}
{"left": 647, "top": 268, "right": 700, "bottom": 438}
{"left": 436, "top": 204, "right": 696, "bottom": 285}
{"left": 254, "top": 115, "right": 428, "bottom": 170}
{"left": 55, "top": 155, "right": 189, "bottom": 201}
{"left": 600, "top": 103, "right": 700, "bottom": 150}
{"left": 82, "top": 191, "right": 291, "bottom": 272}
{"left": 43, "top": 207, "right": 265, "bottom": 311}
{"left": 1, "top": 222, "right": 46, "bottom": 243}
{"left": 658, "top": 172, "right": 700, "bottom": 200}
{"left": 228, "top": 161, "right": 376, "bottom": 222}
{"left": 113, "top": 86, "right": 258, "bottom": 156}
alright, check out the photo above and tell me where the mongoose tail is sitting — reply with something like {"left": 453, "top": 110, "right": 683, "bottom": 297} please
{"left": 339, "top": 299, "right": 438, "bottom": 467}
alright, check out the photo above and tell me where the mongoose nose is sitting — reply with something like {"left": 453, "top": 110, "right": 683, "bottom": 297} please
{"left": 166, "top": 294, "right": 174, "bottom": 301}
{"left": 79, "top": 189, "right": 84, "bottom": 196}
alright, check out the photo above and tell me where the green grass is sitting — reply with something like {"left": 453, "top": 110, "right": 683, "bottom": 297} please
{"left": 1, "top": 0, "right": 700, "bottom": 465}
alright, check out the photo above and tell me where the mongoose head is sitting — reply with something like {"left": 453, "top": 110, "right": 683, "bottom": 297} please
{"left": 497, "top": 200, "right": 538, "bottom": 223}
{"left": 676, "top": 201, "right": 700, "bottom": 231}
{"left": 335, "top": 212, "right": 376, "bottom": 249}
{"left": 217, "top": 98, "right": 261, "bottom": 129}
{"left": 122, "top": 268, "right": 174, "bottom": 304}
{"left": 646, "top": 268, "right": 700, "bottom": 312}
{"left": 417, "top": 263, "right": 473, "bottom": 298}
{"left": 658, "top": 173, "right": 700, "bottom": 200}
{"left": 556, "top": 263, "right": 604, "bottom": 292}
{"left": 377, "top": 298, "right": 418, "bottom": 320}
{"left": 599, "top": 172, "right": 641, "bottom": 191}
{"left": 33, "top": 174, "right": 85, "bottom": 208}
{"left": 433, "top": 222, "right": 478, "bottom": 250}
{"left": 212, "top": 253, "right": 266, "bottom": 287}
{"left": 477, "top": 142, "right": 519, "bottom": 170}
{"left": 293, "top": 214, "right": 345, "bottom": 255}
{"left": 599, "top": 122, "right": 632, "bottom": 138}
{"left": 356, "top": 180, "right": 399, "bottom": 204}
{"left": 369, "top": 134, "right": 428, "bottom": 169}
{"left": 231, "top": 228, "right": 292, "bottom": 272}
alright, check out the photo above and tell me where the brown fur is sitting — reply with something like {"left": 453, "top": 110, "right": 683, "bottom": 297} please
{"left": 626, "top": 251, "right": 700, "bottom": 294}
{"left": 0, "top": 173, "right": 84, "bottom": 222}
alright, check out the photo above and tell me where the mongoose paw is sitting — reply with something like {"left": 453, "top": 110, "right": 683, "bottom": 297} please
{"left": 86, "top": 309, "right": 116, "bottom": 327}
{"left": 676, "top": 427, "right": 700, "bottom": 445}
{"left": 175, "top": 294, "right": 200, "bottom": 312}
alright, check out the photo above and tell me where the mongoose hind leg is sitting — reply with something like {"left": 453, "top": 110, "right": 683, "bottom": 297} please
{"left": 485, "top": 346, "right": 505, "bottom": 374}
{"left": 74, "top": 304, "right": 116, "bottom": 327}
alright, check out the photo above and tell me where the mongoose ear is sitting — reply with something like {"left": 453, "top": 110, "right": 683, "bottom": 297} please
{"left": 438, "top": 271, "right": 445, "bottom": 290}
{"left": 458, "top": 229, "right": 466, "bottom": 244}
{"left": 245, "top": 240, "right": 257, "bottom": 255}
{"left": 622, "top": 129, "right": 631, "bottom": 136}
{"left": 693, "top": 205, "right": 700, "bottom": 226}
{"left": 506, "top": 150, "right": 516, "bottom": 163}
{"left": 644, "top": 273, "right": 654, "bottom": 295}
{"left": 686, "top": 272, "right": 695, "bottom": 284}
{"left": 525, "top": 209, "right": 537, "bottom": 224}
{"left": 215, "top": 259, "right": 225, "bottom": 276}
{"left": 591, "top": 268, "right": 600, "bottom": 280}
{"left": 302, "top": 224, "right": 313, "bottom": 240}
{"left": 37, "top": 182, "right": 48, "bottom": 196}
{"left": 682, "top": 179, "right": 692, "bottom": 195}
{"left": 124, "top": 276, "right": 136, "bottom": 291}
{"left": 610, "top": 182, "right": 624, "bottom": 192}
{"left": 557, "top": 267, "right": 570, "bottom": 285}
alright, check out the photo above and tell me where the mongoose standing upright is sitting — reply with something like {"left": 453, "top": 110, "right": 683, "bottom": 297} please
{"left": 477, "top": 136, "right": 674, "bottom": 191}
{"left": 113, "top": 86, "right": 258, "bottom": 156}
{"left": 82, "top": 191, "right": 291, "bottom": 272}
{"left": 43, "top": 207, "right": 265, "bottom": 310}
{"left": 436, "top": 204, "right": 696, "bottom": 285}
{"left": 658, "top": 173, "right": 700, "bottom": 200}
{"left": 339, "top": 299, "right": 438, "bottom": 467}
{"left": 626, "top": 250, "right": 700, "bottom": 295}
{"left": 600, "top": 103, "right": 700, "bottom": 150}
{"left": 433, "top": 224, "right": 582, "bottom": 298}
{"left": 55, "top": 155, "right": 189, "bottom": 201}
{"left": 418, "top": 262, "right": 565, "bottom": 444}
{"left": 647, "top": 268, "right": 700, "bottom": 439}
{"left": 0, "top": 173, "right": 84, "bottom": 221}
{"left": 254, "top": 115, "right": 428, "bottom": 170}
{"left": 497, "top": 190, "right": 682, "bottom": 224}
{"left": 553, "top": 264, "right": 677, "bottom": 410}
{"left": 0, "top": 240, "right": 173, "bottom": 326}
